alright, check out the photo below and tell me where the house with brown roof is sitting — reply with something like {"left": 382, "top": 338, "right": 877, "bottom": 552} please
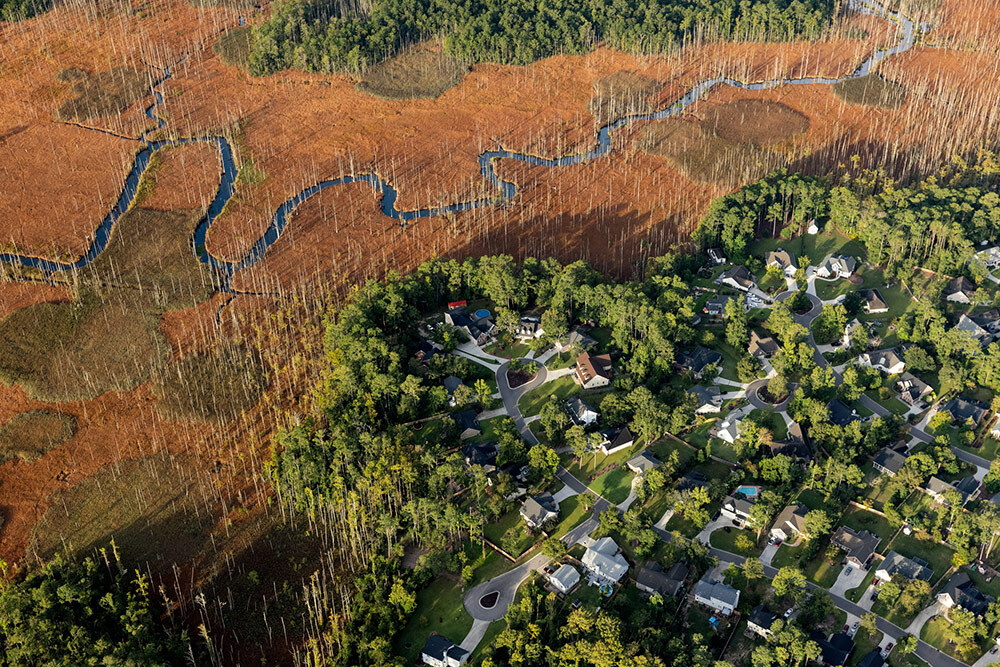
{"left": 770, "top": 504, "right": 809, "bottom": 542}
{"left": 831, "top": 526, "right": 880, "bottom": 568}
{"left": 749, "top": 330, "right": 780, "bottom": 358}
{"left": 575, "top": 351, "right": 613, "bottom": 389}
{"left": 766, "top": 249, "right": 797, "bottom": 277}
{"left": 859, "top": 289, "right": 889, "bottom": 314}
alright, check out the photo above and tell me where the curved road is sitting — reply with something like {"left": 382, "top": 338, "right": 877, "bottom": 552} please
{"left": 496, "top": 358, "right": 548, "bottom": 445}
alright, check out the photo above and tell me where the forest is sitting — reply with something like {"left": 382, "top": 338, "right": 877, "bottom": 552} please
{"left": 0, "top": 0, "right": 49, "bottom": 21}
{"left": 249, "top": 0, "right": 836, "bottom": 74}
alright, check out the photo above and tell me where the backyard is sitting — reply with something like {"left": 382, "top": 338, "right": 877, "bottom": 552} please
{"left": 395, "top": 576, "right": 472, "bottom": 662}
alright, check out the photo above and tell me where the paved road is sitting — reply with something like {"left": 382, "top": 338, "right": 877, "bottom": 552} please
{"left": 496, "top": 358, "right": 548, "bottom": 445}
{"left": 464, "top": 552, "right": 548, "bottom": 621}
{"left": 746, "top": 378, "right": 794, "bottom": 411}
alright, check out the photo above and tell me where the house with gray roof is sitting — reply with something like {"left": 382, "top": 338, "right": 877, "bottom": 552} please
{"left": 873, "top": 445, "right": 907, "bottom": 476}
{"left": 748, "top": 605, "right": 779, "bottom": 638}
{"left": 597, "top": 425, "right": 634, "bottom": 455}
{"left": 718, "top": 265, "right": 756, "bottom": 292}
{"left": 859, "top": 289, "right": 888, "bottom": 314}
{"left": 581, "top": 537, "right": 629, "bottom": 585}
{"left": 627, "top": 451, "right": 661, "bottom": 476}
{"left": 940, "top": 397, "right": 988, "bottom": 427}
{"left": 693, "top": 578, "right": 740, "bottom": 615}
{"left": 451, "top": 410, "right": 482, "bottom": 439}
{"left": 817, "top": 254, "right": 857, "bottom": 279}
{"left": 832, "top": 526, "right": 880, "bottom": 568}
{"left": 938, "top": 573, "right": 994, "bottom": 617}
{"left": 766, "top": 249, "right": 797, "bottom": 276}
{"left": 721, "top": 492, "right": 756, "bottom": 527}
{"left": 944, "top": 276, "right": 977, "bottom": 304}
{"left": 770, "top": 504, "right": 809, "bottom": 542}
{"left": 858, "top": 348, "right": 905, "bottom": 375}
{"left": 520, "top": 493, "right": 558, "bottom": 529}
{"left": 895, "top": 372, "right": 931, "bottom": 405}
{"left": 422, "top": 635, "right": 469, "bottom": 667}
{"left": 957, "top": 313, "right": 990, "bottom": 341}
{"left": 678, "top": 346, "right": 723, "bottom": 378}
{"left": 689, "top": 384, "right": 724, "bottom": 414}
{"left": 548, "top": 563, "right": 581, "bottom": 595}
{"left": 876, "top": 551, "right": 933, "bottom": 582}
{"left": 566, "top": 396, "right": 599, "bottom": 427}
{"left": 635, "top": 561, "right": 688, "bottom": 597}
{"left": 749, "top": 330, "right": 780, "bottom": 358}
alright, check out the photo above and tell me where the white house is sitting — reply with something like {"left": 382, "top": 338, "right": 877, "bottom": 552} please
{"left": 689, "top": 385, "right": 723, "bottom": 414}
{"left": 693, "top": 578, "right": 740, "bottom": 615}
{"left": 566, "top": 396, "right": 599, "bottom": 427}
{"left": 944, "top": 276, "right": 976, "bottom": 304}
{"left": 770, "top": 504, "right": 809, "bottom": 542}
{"left": 843, "top": 319, "right": 864, "bottom": 349}
{"left": 858, "top": 348, "right": 905, "bottom": 375}
{"left": 718, "top": 266, "right": 755, "bottom": 292}
{"left": 514, "top": 317, "right": 545, "bottom": 341}
{"left": 816, "top": 254, "right": 857, "bottom": 279}
{"left": 581, "top": 537, "right": 629, "bottom": 585}
{"left": 766, "top": 249, "right": 797, "bottom": 277}
{"left": 549, "top": 564, "right": 581, "bottom": 594}
{"left": 422, "top": 635, "right": 469, "bottom": 667}
{"left": 575, "top": 351, "right": 613, "bottom": 389}
{"left": 975, "top": 246, "right": 1000, "bottom": 270}
{"left": 716, "top": 416, "right": 742, "bottom": 444}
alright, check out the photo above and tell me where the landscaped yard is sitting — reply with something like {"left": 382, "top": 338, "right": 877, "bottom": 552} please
{"left": 549, "top": 495, "right": 589, "bottom": 541}
{"left": 860, "top": 463, "right": 900, "bottom": 511}
{"left": 562, "top": 440, "right": 643, "bottom": 484}
{"left": 795, "top": 487, "right": 841, "bottom": 514}
{"left": 484, "top": 509, "right": 537, "bottom": 557}
{"left": 709, "top": 526, "right": 763, "bottom": 557}
{"left": 665, "top": 500, "right": 722, "bottom": 539}
{"left": 864, "top": 389, "right": 909, "bottom": 416}
{"left": 885, "top": 532, "right": 955, "bottom": 581}
{"left": 957, "top": 435, "right": 1000, "bottom": 464}
{"left": 770, "top": 541, "right": 805, "bottom": 569}
{"left": 710, "top": 340, "right": 745, "bottom": 383}
{"left": 839, "top": 507, "right": 896, "bottom": 543}
{"left": 485, "top": 339, "right": 531, "bottom": 359}
{"left": 396, "top": 576, "right": 472, "bottom": 662}
{"left": 518, "top": 375, "right": 583, "bottom": 416}
{"left": 921, "top": 615, "right": 990, "bottom": 663}
{"left": 748, "top": 409, "right": 788, "bottom": 442}
{"left": 590, "top": 466, "right": 634, "bottom": 504}
{"left": 847, "top": 627, "right": 884, "bottom": 667}
{"left": 802, "top": 549, "right": 844, "bottom": 588}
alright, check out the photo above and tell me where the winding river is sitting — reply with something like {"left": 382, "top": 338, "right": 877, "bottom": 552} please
{"left": 0, "top": 0, "right": 917, "bottom": 291}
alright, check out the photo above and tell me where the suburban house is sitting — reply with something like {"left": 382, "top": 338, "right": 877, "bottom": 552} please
{"left": 548, "top": 564, "right": 581, "bottom": 595}
{"left": 514, "top": 317, "right": 545, "bottom": 341}
{"left": 635, "top": 561, "right": 688, "bottom": 597}
{"left": 749, "top": 330, "right": 780, "bottom": 358}
{"left": 944, "top": 276, "right": 977, "bottom": 304}
{"left": 416, "top": 339, "right": 442, "bottom": 363}
{"left": 831, "top": 526, "right": 880, "bottom": 568}
{"left": 581, "top": 537, "right": 629, "bottom": 586}
{"left": 703, "top": 295, "right": 733, "bottom": 317}
{"left": 816, "top": 254, "right": 858, "bottom": 279}
{"left": 975, "top": 246, "right": 1000, "bottom": 270}
{"left": 828, "top": 399, "right": 862, "bottom": 427}
{"left": 462, "top": 440, "right": 499, "bottom": 472}
{"left": 597, "top": 425, "right": 634, "bottom": 455}
{"left": 843, "top": 318, "right": 865, "bottom": 349}
{"left": 857, "top": 650, "right": 885, "bottom": 667}
{"left": 811, "top": 631, "right": 855, "bottom": 667}
{"left": 939, "top": 396, "right": 989, "bottom": 427}
{"left": 766, "top": 249, "right": 797, "bottom": 276}
{"left": 769, "top": 422, "right": 812, "bottom": 462}
{"left": 716, "top": 416, "right": 743, "bottom": 444}
{"left": 858, "top": 348, "right": 905, "bottom": 375}
{"left": 677, "top": 346, "right": 723, "bottom": 378}
{"left": 707, "top": 248, "right": 727, "bottom": 265}
{"left": 563, "top": 328, "right": 597, "bottom": 351}
{"left": 747, "top": 605, "right": 779, "bottom": 638}
{"left": 859, "top": 289, "right": 889, "bottom": 314}
{"left": 575, "top": 351, "right": 613, "bottom": 389}
{"left": 566, "top": 396, "right": 599, "bottom": 427}
{"left": 692, "top": 578, "right": 740, "bottom": 615}
{"left": 956, "top": 476, "right": 982, "bottom": 503}
{"left": 627, "top": 451, "right": 661, "bottom": 476}
{"left": 421, "top": 635, "right": 469, "bottom": 667}
{"left": 925, "top": 476, "right": 959, "bottom": 504}
{"left": 444, "top": 375, "right": 464, "bottom": 406}
{"left": 937, "top": 573, "right": 994, "bottom": 617}
{"left": 520, "top": 493, "right": 559, "bottom": 529}
{"left": 444, "top": 305, "right": 498, "bottom": 346}
{"left": 876, "top": 551, "right": 933, "bottom": 582}
{"left": 957, "top": 313, "right": 991, "bottom": 341}
{"left": 689, "top": 385, "right": 724, "bottom": 414}
{"left": 872, "top": 445, "right": 908, "bottom": 477}
{"left": 770, "top": 504, "right": 809, "bottom": 542}
{"left": 451, "top": 410, "right": 482, "bottom": 439}
{"left": 992, "top": 419, "right": 1000, "bottom": 439}
{"left": 895, "top": 372, "right": 931, "bottom": 405}
{"left": 678, "top": 471, "right": 708, "bottom": 490}
{"left": 720, "top": 492, "right": 756, "bottom": 527}
{"left": 718, "top": 265, "right": 756, "bottom": 292}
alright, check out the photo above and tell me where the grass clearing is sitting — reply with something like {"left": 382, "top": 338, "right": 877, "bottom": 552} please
{"left": 356, "top": 47, "right": 468, "bottom": 100}
{"left": 29, "top": 453, "right": 211, "bottom": 571}
{"left": 702, "top": 100, "right": 810, "bottom": 147}
{"left": 920, "top": 615, "right": 989, "bottom": 663}
{"left": 0, "top": 289, "right": 168, "bottom": 401}
{"left": 839, "top": 507, "right": 895, "bottom": 543}
{"left": 56, "top": 66, "right": 151, "bottom": 121}
{"left": 550, "top": 494, "right": 589, "bottom": 540}
{"left": 709, "top": 526, "right": 762, "bottom": 557}
{"left": 213, "top": 27, "right": 253, "bottom": 70}
{"left": 152, "top": 344, "right": 266, "bottom": 423}
{"left": 396, "top": 576, "right": 472, "bottom": 662}
{"left": 484, "top": 509, "right": 535, "bottom": 557}
{"left": 0, "top": 410, "right": 76, "bottom": 462}
{"left": 518, "top": 375, "right": 582, "bottom": 416}
{"left": 833, "top": 74, "right": 908, "bottom": 108}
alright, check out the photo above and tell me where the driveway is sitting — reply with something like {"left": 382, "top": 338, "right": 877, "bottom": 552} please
{"left": 830, "top": 564, "right": 868, "bottom": 597}
{"left": 496, "top": 358, "right": 548, "bottom": 445}
{"left": 460, "top": 619, "right": 492, "bottom": 653}
{"left": 696, "top": 515, "right": 732, "bottom": 544}
{"left": 463, "top": 552, "right": 548, "bottom": 621}
{"left": 551, "top": 483, "right": 579, "bottom": 504}
{"left": 760, "top": 543, "right": 779, "bottom": 567}
{"left": 905, "top": 600, "right": 947, "bottom": 636}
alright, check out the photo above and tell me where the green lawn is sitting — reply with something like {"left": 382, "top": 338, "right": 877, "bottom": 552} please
{"left": 860, "top": 462, "right": 901, "bottom": 512}
{"left": 846, "top": 567, "right": 878, "bottom": 603}
{"left": 965, "top": 568, "right": 1000, "bottom": 599}
{"left": 484, "top": 509, "right": 536, "bottom": 557}
{"left": 709, "top": 526, "right": 763, "bottom": 557}
{"left": 803, "top": 549, "right": 844, "bottom": 588}
{"left": 711, "top": 340, "right": 745, "bottom": 383}
{"left": 549, "top": 495, "right": 590, "bottom": 541}
{"left": 886, "top": 532, "right": 955, "bottom": 580}
{"left": 839, "top": 507, "right": 896, "bottom": 543}
{"left": 546, "top": 350, "right": 576, "bottom": 370}
{"left": 921, "top": 615, "right": 990, "bottom": 663}
{"left": 749, "top": 230, "right": 864, "bottom": 269}
{"left": 666, "top": 500, "right": 722, "bottom": 539}
{"left": 770, "top": 541, "right": 805, "bottom": 569}
{"left": 957, "top": 435, "right": 1000, "bottom": 464}
{"left": 413, "top": 417, "right": 447, "bottom": 448}
{"left": 518, "top": 376, "right": 582, "bottom": 417}
{"left": 864, "top": 389, "right": 909, "bottom": 416}
{"left": 485, "top": 340, "right": 531, "bottom": 359}
{"left": 796, "top": 488, "right": 841, "bottom": 514}
{"left": 396, "top": 576, "right": 472, "bottom": 662}
{"left": 749, "top": 409, "right": 788, "bottom": 442}
{"left": 648, "top": 438, "right": 695, "bottom": 468}
{"left": 590, "top": 467, "right": 633, "bottom": 505}
{"left": 562, "top": 440, "right": 644, "bottom": 484}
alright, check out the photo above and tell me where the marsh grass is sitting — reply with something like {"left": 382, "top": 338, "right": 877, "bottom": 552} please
{"left": 356, "top": 48, "right": 468, "bottom": 100}
{"left": 152, "top": 344, "right": 266, "bottom": 423}
{"left": 56, "top": 66, "right": 152, "bottom": 122}
{"left": 0, "top": 410, "right": 76, "bottom": 462}
{"left": 213, "top": 27, "right": 253, "bottom": 71}
{"left": 589, "top": 71, "right": 662, "bottom": 125}
{"left": 701, "top": 99, "right": 810, "bottom": 146}
{"left": 833, "top": 74, "right": 908, "bottom": 109}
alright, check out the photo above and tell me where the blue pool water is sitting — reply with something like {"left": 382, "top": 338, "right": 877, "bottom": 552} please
{"left": 474, "top": 309, "right": 492, "bottom": 320}
{"left": 736, "top": 485, "right": 761, "bottom": 498}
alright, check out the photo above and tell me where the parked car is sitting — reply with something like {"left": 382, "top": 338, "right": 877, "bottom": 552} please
{"left": 991, "top": 647, "right": 998, "bottom": 655}
{"left": 845, "top": 567, "right": 853, "bottom": 576}
{"left": 870, "top": 590, "right": 879, "bottom": 602}
{"left": 842, "top": 625, "right": 849, "bottom": 633}
{"left": 849, "top": 623, "right": 859, "bottom": 637}
{"left": 784, "top": 607, "right": 795, "bottom": 619}
{"left": 872, "top": 577, "right": 880, "bottom": 587}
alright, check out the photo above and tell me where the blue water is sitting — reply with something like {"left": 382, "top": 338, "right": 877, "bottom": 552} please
{"left": 474, "top": 309, "right": 492, "bottom": 319}
{"left": 0, "top": 0, "right": 916, "bottom": 293}
{"left": 736, "top": 485, "right": 761, "bottom": 498}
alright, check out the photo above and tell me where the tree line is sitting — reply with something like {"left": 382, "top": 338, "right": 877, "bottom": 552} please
{"left": 249, "top": 0, "right": 837, "bottom": 74}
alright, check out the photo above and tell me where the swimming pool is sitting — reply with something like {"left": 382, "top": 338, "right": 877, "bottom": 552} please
{"left": 735, "top": 485, "right": 761, "bottom": 498}
{"left": 474, "top": 309, "right": 492, "bottom": 319}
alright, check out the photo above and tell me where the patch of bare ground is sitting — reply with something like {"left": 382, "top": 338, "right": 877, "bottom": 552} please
{"left": 356, "top": 46, "right": 469, "bottom": 100}
{"left": 589, "top": 71, "right": 663, "bottom": 125}
{"left": 55, "top": 65, "right": 153, "bottom": 121}
{"left": 0, "top": 410, "right": 76, "bottom": 462}
{"left": 833, "top": 74, "right": 908, "bottom": 108}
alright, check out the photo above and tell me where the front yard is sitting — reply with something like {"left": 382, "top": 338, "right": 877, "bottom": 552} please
{"left": 395, "top": 576, "right": 472, "bottom": 662}
{"left": 518, "top": 375, "right": 582, "bottom": 416}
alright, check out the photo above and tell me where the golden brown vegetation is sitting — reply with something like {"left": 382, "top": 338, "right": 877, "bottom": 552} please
{"left": 0, "top": 411, "right": 76, "bottom": 462}
{"left": 588, "top": 71, "right": 662, "bottom": 125}
{"left": 833, "top": 74, "right": 908, "bottom": 108}
{"left": 55, "top": 66, "right": 153, "bottom": 122}
{"left": 356, "top": 47, "right": 469, "bottom": 100}
{"left": 152, "top": 343, "right": 265, "bottom": 423}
